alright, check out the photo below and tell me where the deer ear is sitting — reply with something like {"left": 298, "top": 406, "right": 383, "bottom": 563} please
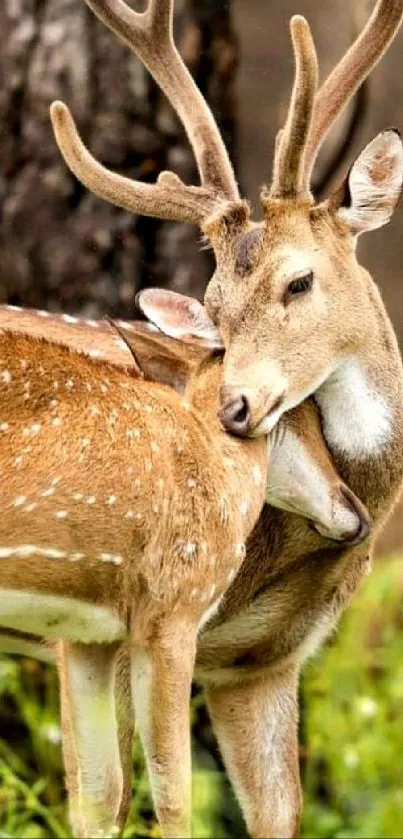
{"left": 136, "top": 288, "right": 224, "bottom": 348}
{"left": 333, "top": 130, "right": 403, "bottom": 235}
{"left": 108, "top": 320, "right": 195, "bottom": 393}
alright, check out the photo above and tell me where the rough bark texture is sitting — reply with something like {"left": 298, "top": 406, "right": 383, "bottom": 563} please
{"left": 0, "top": 0, "right": 238, "bottom": 318}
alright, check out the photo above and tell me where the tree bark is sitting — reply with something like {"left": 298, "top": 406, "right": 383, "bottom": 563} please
{"left": 0, "top": 0, "right": 238, "bottom": 317}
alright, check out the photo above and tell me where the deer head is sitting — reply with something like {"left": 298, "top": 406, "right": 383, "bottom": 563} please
{"left": 50, "top": 0, "right": 403, "bottom": 436}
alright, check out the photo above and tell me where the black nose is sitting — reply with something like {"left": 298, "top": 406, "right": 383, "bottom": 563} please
{"left": 219, "top": 394, "right": 251, "bottom": 436}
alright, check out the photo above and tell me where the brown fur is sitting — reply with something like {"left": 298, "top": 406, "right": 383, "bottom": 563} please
{"left": 0, "top": 327, "right": 268, "bottom": 838}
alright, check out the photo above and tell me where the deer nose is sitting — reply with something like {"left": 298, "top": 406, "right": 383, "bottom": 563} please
{"left": 219, "top": 391, "right": 251, "bottom": 437}
{"left": 338, "top": 484, "right": 371, "bottom": 545}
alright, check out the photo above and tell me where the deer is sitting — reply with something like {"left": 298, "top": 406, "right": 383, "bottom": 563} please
{"left": 0, "top": 308, "right": 271, "bottom": 839}
{"left": 0, "top": 300, "right": 371, "bottom": 839}
{"left": 42, "top": 0, "right": 403, "bottom": 835}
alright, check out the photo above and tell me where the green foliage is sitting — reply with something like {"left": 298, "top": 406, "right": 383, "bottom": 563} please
{"left": 0, "top": 556, "right": 402, "bottom": 838}
{"left": 302, "top": 555, "right": 403, "bottom": 839}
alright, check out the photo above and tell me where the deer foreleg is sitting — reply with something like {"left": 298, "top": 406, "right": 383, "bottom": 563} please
{"left": 59, "top": 641, "right": 124, "bottom": 839}
{"left": 206, "top": 667, "right": 302, "bottom": 839}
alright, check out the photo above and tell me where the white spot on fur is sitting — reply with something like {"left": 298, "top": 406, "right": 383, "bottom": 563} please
{"left": 42, "top": 487, "right": 55, "bottom": 497}
{"left": 31, "top": 424, "right": 41, "bottom": 434}
{"left": 187, "top": 478, "right": 197, "bottom": 489}
{"left": 37, "top": 310, "right": 50, "bottom": 317}
{"left": 223, "top": 457, "right": 236, "bottom": 469}
{"left": 106, "top": 495, "right": 117, "bottom": 505}
{"left": 2, "top": 371, "right": 11, "bottom": 384}
{"left": 73, "top": 492, "right": 83, "bottom": 501}
{"left": 52, "top": 417, "right": 62, "bottom": 427}
{"left": 240, "top": 500, "right": 249, "bottom": 516}
{"left": 70, "top": 552, "right": 84, "bottom": 561}
{"left": 50, "top": 399, "right": 58, "bottom": 408}
{"left": 25, "top": 503, "right": 37, "bottom": 512}
{"left": 235, "top": 543, "right": 246, "bottom": 560}
{"left": 86, "top": 496, "right": 96, "bottom": 504}
{"left": 99, "top": 552, "right": 123, "bottom": 566}
{"left": 0, "top": 545, "right": 66, "bottom": 559}
{"left": 55, "top": 510, "right": 68, "bottom": 519}
{"left": 14, "top": 495, "right": 26, "bottom": 507}
{"left": 198, "top": 595, "right": 222, "bottom": 631}
{"left": 89, "top": 349, "right": 102, "bottom": 359}
{"left": 316, "top": 359, "right": 392, "bottom": 457}
{"left": 81, "top": 438, "right": 90, "bottom": 448}
{"left": 252, "top": 465, "right": 263, "bottom": 485}
{"left": 0, "top": 423, "right": 8, "bottom": 431}
{"left": 85, "top": 319, "right": 99, "bottom": 327}
{"left": 62, "top": 314, "right": 78, "bottom": 324}
{"left": 90, "top": 405, "right": 101, "bottom": 417}
{"left": 125, "top": 510, "right": 134, "bottom": 519}
{"left": 127, "top": 429, "right": 140, "bottom": 440}
{"left": 66, "top": 379, "right": 74, "bottom": 389}
{"left": 20, "top": 360, "right": 28, "bottom": 370}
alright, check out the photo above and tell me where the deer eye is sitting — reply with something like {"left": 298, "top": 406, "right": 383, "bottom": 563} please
{"left": 286, "top": 271, "right": 313, "bottom": 300}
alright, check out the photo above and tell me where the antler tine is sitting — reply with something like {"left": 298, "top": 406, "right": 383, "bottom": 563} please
{"left": 83, "top": 0, "right": 239, "bottom": 200}
{"left": 303, "top": 0, "right": 403, "bottom": 189}
{"left": 50, "top": 101, "right": 220, "bottom": 225}
{"left": 269, "top": 16, "right": 318, "bottom": 200}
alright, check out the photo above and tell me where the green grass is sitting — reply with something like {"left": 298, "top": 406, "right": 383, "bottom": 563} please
{"left": 1, "top": 556, "right": 403, "bottom": 838}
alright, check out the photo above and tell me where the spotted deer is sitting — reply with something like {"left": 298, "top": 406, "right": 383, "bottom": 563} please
{"left": 0, "top": 301, "right": 371, "bottom": 839}
{"left": 0, "top": 305, "right": 273, "bottom": 838}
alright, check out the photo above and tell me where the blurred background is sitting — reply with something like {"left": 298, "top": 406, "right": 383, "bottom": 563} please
{"left": 1, "top": 0, "right": 403, "bottom": 836}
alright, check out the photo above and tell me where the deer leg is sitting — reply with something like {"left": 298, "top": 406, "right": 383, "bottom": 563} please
{"left": 131, "top": 621, "right": 197, "bottom": 839}
{"left": 59, "top": 640, "right": 124, "bottom": 839}
{"left": 115, "top": 640, "right": 135, "bottom": 830}
{"left": 206, "top": 667, "right": 302, "bottom": 839}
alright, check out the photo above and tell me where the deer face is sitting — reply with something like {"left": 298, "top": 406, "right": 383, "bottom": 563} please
{"left": 50, "top": 0, "right": 403, "bottom": 440}
{"left": 266, "top": 401, "right": 371, "bottom": 544}
{"left": 205, "top": 132, "right": 403, "bottom": 436}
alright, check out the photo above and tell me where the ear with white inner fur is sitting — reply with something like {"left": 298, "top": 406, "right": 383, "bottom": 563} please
{"left": 333, "top": 130, "right": 403, "bottom": 235}
{"left": 136, "top": 288, "right": 224, "bottom": 348}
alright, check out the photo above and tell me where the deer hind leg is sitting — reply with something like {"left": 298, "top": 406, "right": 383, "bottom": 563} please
{"left": 131, "top": 621, "right": 197, "bottom": 839}
{"left": 59, "top": 641, "right": 125, "bottom": 839}
{"left": 206, "top": 667, "right": 302, "bottom": 839}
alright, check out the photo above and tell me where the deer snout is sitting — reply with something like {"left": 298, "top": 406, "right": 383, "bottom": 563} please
{"left": 314, "top": 483, "right": 371, "bottom": 545}
{"left": 337, "top": 484, "right": 371, "bottom": 545}
{"left": 219, "top": 388, "right": 252, "bottom": 436}
{"left": 219, "top": 385, "right": 286, "bottom": 437}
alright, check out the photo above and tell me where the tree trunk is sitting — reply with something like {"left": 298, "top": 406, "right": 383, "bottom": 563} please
{"left": 0, "top": 0, "right": 238, "bottom": 318}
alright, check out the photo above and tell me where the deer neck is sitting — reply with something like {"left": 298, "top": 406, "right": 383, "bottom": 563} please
{"left": 315, "top": 285, "right": 403, "bottom": 513}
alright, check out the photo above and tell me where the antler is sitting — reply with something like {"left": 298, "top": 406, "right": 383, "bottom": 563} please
{"left": 269, "top": 16, "right": 318, "bottom": 200}
{"left": 303, "top": 0, "right": 403, "bottom": 189}
{"left": 50, "top": 0, "right": 240, "bottom": 228}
